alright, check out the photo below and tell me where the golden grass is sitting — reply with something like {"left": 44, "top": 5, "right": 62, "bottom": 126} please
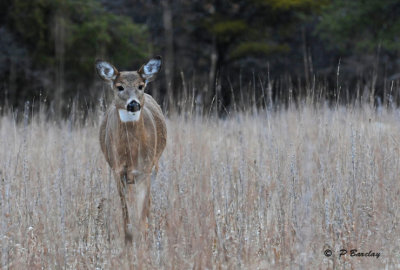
{"left": 1, "top": 104, "right": 399, "bottom": 269}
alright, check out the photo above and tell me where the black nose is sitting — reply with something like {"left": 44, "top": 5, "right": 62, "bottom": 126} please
{"left": 127, "top": 100, "right": 141, "bottom": 112}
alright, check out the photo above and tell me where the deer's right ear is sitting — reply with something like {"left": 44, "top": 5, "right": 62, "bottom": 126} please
{"left": 95, "top": 60, "right": 118, "bottom": 82}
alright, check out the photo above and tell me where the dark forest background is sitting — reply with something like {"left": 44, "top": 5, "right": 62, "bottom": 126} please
{"left": 1, "top": 0, "right": 400, "bottom": 115}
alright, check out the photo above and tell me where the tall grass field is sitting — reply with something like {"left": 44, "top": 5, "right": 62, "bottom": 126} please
{"left": 1, "top": 103, "right": 399, "bottom": 269}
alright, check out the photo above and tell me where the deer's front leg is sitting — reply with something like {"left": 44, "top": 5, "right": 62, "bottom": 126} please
{"left": 129, "top": 174, "right": 151, "bottom": 236}
{"left": 115, "top": 172, "right": 133, "bottom": 244}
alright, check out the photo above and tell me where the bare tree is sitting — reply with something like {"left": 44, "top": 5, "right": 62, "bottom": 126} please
{"left": 162, "top": 0, "right": 174, "bottom": 112}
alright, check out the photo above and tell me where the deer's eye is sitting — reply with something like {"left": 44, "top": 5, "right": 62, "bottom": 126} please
{"left": 117, "top": 85, "right": 124, "bottom": 91}
{"left": 138, "top": 85, "right": 144, "bottom": 90}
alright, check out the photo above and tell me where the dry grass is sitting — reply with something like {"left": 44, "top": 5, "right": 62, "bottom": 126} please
{"left": 1, "top": 104, "right": 400, "bottom": 269}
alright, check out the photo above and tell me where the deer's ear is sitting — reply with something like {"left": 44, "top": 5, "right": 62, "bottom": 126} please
{"left": 138, "top": 56, "right": 162, "bottom": 83}
{"left": 95, "top": 60, "right": 118, "bottom": 82}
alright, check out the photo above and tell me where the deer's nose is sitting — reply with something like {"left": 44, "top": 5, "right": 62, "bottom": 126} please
{"left": 127, "top": 100, "right": 141, "bottom": 112}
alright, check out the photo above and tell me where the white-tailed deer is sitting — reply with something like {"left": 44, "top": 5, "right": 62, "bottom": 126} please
{"left": 96, "top": 56, "right": 167, "bottom": 243}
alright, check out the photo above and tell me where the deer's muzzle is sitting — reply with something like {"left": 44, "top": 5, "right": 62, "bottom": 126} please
{"left": 127, "top": 100, "right": 141, "bottom": 112}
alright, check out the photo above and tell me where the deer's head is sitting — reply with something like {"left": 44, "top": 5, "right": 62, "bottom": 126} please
{"left": 96, "top": 56, "right": 162, "bottom": 122}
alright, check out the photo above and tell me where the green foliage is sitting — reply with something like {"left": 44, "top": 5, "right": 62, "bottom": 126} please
{"left": 199, "top": 0, "right": 327, "bottom": 66}
{"left": 254, "top": 0, "right": 328, "bottom": 12}
{"left": 317, "top": 0, "right": 400, "bottom": 52}
{"left": 230, "top": 41, "right": 290, "bottom": 59}
{"left": 211, "top": 20, "right": 248, "bottom": 40}
{"left": 64, "top": 2, "right": 148, "bottom": 79}
{"left": 7, "top": 0, "right": 149, "bottom": 91}
{"left": 10, "top": 0, "right": 54, "bottom": 65}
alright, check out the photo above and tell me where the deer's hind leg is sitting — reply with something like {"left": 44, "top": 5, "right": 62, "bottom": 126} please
{"left": 135, "top": 176, "right": 151, "bottom": 229}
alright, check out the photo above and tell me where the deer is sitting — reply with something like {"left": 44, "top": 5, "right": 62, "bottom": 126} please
{"left": 95, "top": 56, "right": 167, "bottom": 244}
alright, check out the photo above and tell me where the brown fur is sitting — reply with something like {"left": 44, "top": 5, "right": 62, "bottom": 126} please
{"left": 97, "top": 59, "right": 166, "bottom": 243}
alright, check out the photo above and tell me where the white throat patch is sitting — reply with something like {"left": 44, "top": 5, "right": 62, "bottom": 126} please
{"left": 118, "top": 109, "right": 141, "bottom": 122}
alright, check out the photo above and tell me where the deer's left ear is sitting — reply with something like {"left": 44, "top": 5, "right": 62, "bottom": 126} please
{"left": 138, "top": 56, "right": 162, "bottom": 83}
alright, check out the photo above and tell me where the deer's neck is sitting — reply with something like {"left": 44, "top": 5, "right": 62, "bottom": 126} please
{"left": 115, "top": 107, "right": 145, "bottom": 135}
{"left": 118, "top": 108, "right": 141, "bottom": 123}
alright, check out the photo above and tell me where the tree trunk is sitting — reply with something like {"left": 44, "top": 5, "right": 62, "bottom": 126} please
{"left": 206, "top": 35, "right": 218, "bottom": 110}
{"left": 54, "top": 13, "right": 65, "bottom": 117}
{"left": 162, "top": 0, "right": 174, "bottom": 113}
{"left": 302, "top": 26, "right": 310, "bottom": 89}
